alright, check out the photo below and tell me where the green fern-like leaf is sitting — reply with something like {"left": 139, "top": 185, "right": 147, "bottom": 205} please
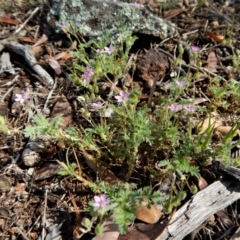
{"left": 24, "top": 114, "right": 63, "bottom": 138}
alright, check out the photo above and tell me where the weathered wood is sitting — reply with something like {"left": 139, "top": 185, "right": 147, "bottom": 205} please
{"left": 157, "top": 179, "right": 240, "bottom": 240}
{"left": 5, "top": 42, "right": 54, "bottom": 86}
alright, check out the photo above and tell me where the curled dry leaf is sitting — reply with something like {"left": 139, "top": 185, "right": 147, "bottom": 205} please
{"left": 54, "top": 51, "right": 72, "bottom": 61}
{"left": 68, "top": 40, "right": 77, "bottom": 50}
{"left": 205, "top": 31, "right": 224, "bottom": 43}
{"left": 49, "top": 56, "right": 62, "bottom": 75}
{"left": 163, "top": 8, "right": 184, "bottom": 19}
{"left": 207, "top": 51, "right": 217, "bottom": 73}
{"left": 50, "top": 95, "right": 72, "bottom": 128}
{"left": 98, "top": 166, "right": 122, "bottom": 185}
{"left": 197, "top": 176, "right": 208, "bottom": 190}
{"left": 135, "top": 199, "right": 162, "bottom": 224}
{"left": 32, "top": 34, "right": 48, "bottom": 47}
{"left": 215, "top": 126, "right": 240, "bottom": 136}
{"left": 193, "top": 98, "right": 209, "bottom": 105}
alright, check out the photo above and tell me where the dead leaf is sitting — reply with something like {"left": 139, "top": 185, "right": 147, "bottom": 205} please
{"left": 205, "top": 31, "right": 224, "bottom": 43}
{"left": 33, "top": 162, "right": 61, "bottom": 181}
{"left": 215, "top": 126, "right": 240, "bottom": 136}
{"left": 193, "top": 98, "right": 209, "bottom": 105}
{"left": 117, "top": 212, "right": 174, "bottom": 240}
{"left": 32, "top": 34, "right": 48, "bottom": 47}
{"left": 207, "top": 51, "right": 218, "bottom": 73}
{"left": 49, "top": 56, "right": 62, "bottom": 75}
{"left": 92, "top": 217, "right": 120, "bottom": 240}
{"left": 197, "top": 176, "right": 208, "bottom": 190}
{"left": 54, "top": 52, "right": 72, "bottom": 61}
{"left": 135, "top": 200, "right": 162, "bottom": 224}
{"left": 163, "top": 8, "right": 184, "bottom": 19}
{"left": 21, "top": 36, "right": 36, "bottom": 43}
{"left": 31, "top": 46, "right": 44, "bottom": 58}
{"left": 0, "top": 17, "right": 20, "bottom": 25}
{"left": 50, "top": 95, "right": 72, "bottom": 129}
{"left": 68, "top": 40, "right": 77, "bottom": 50}
{"left": 197, "top": 112, "right": 222, "bottom": 135}
{"left": 98, "top": 166, "right": 122, "bottom": 185}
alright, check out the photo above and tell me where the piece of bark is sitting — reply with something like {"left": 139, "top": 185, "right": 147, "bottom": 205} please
{"left": 157, "top": 179, "right": 240, "bottom": 240}
{"left": 0, "top": 38, "right": 54, "bottom": 86}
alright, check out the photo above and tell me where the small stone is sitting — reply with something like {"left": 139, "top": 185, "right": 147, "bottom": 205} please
{"left": 210, "top": 21, "right": 219, "bottom": 28}
{"left": 0, "top": 175, "right": 11, "bottom": 192}
{"left": 22, "top": 148, "right": 41, "bottom": 167}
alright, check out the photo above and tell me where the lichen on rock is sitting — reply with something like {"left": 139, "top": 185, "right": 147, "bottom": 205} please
{"left": 49, "top": 0, "right": 178, "bottom": 42}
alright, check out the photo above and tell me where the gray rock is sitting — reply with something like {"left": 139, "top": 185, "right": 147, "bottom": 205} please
{"left": 48, "top": 0, "right": 178, "bottom": 42}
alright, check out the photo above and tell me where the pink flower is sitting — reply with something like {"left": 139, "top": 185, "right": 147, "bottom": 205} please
{"left": 168, "top": 103, "right": 182, "bottom": 112}
{"left": 184, "top": 104, "right": 197, "bottom": 112}
{"left": 96, "top": 49, "right": 104, "bottom": 54}
{"left": 175, "top": 80, "right": 186, "bottom": 87}
{"left": 82, "top": 66, "right": 94, "bottom": 84}
{"left": 104, "top": 44, "right": 115, "bottom": 54}
{"left": 91, "top": 101, "right": 104, "bottom": 108}
{"left": 93, "top": 194, "right": 110, "bottom": 208}
{"left": 191, "top": 46, "right": 200, "bottom": 52}
{"left": 15, "top": 88, "right": 31, "bottom": 104}
{"left": 114, "top": 90, "right": 130, "bottom": 102}
{"left": 134, "top": 2, "right": 144, "bottom": 8}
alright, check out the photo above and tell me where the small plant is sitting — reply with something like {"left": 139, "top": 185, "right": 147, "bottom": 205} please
{"left": 24, "top": 114, "right": 63, "bottom": 139}
{"left": 86, "top": 181, "right": 164, "bottom": 235}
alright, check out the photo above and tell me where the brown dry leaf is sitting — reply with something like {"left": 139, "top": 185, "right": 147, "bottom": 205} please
{"left": 49, "top": 56, "right": 62, "bottom": 75}
{"left": 193, "top": 98, "right": 209, "bottom": 105}
{"left": 92, "top": 217, "right": 120, "bottom": 240}
{"left": 135, "top": 200, "right": 162, "bottom": 224}
{"left": 68, "top": 40, "right": 77, "bottom": 50}
{"left": 197, "top": 176, "right": 208, "bottom": 190}
{"left": 54, "top": 52, "right": 72, "bottom": 61}
{"left": 31, "top": 46, "right": 44, "bottom": 58}
{"left": 98, "top": 166, "right": 122, "bottom": 185}
{"left": 50, "top": 95, "right": 72, "bottom": 129}
{"left": 32, "top": 34, "right": 48, "bottom": 47}
{"left": 0, "top": 17, "right": 20, "bottom": 25}
{"left": 163, "top": 8, "right": 184, "bottom": 19}
{"left": 197, "top": 112, "right": 222, "bottom": 135}
{"left": 207, "top": 51, "right": 217, "bottom": 73}
{"left": 215, "top": 126, "right": 240, "bottom": 136}
{"left": 117, "top": 214, "right": 173, "bottom": 240}
{"left": 205, "top": 31, "right": 224, "bottom": 43}
{"left": 21, "top": 36, "right": 36, "bottom": 43}
{"left": 33, "top": 162, "right": 61, "bottom": 181}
